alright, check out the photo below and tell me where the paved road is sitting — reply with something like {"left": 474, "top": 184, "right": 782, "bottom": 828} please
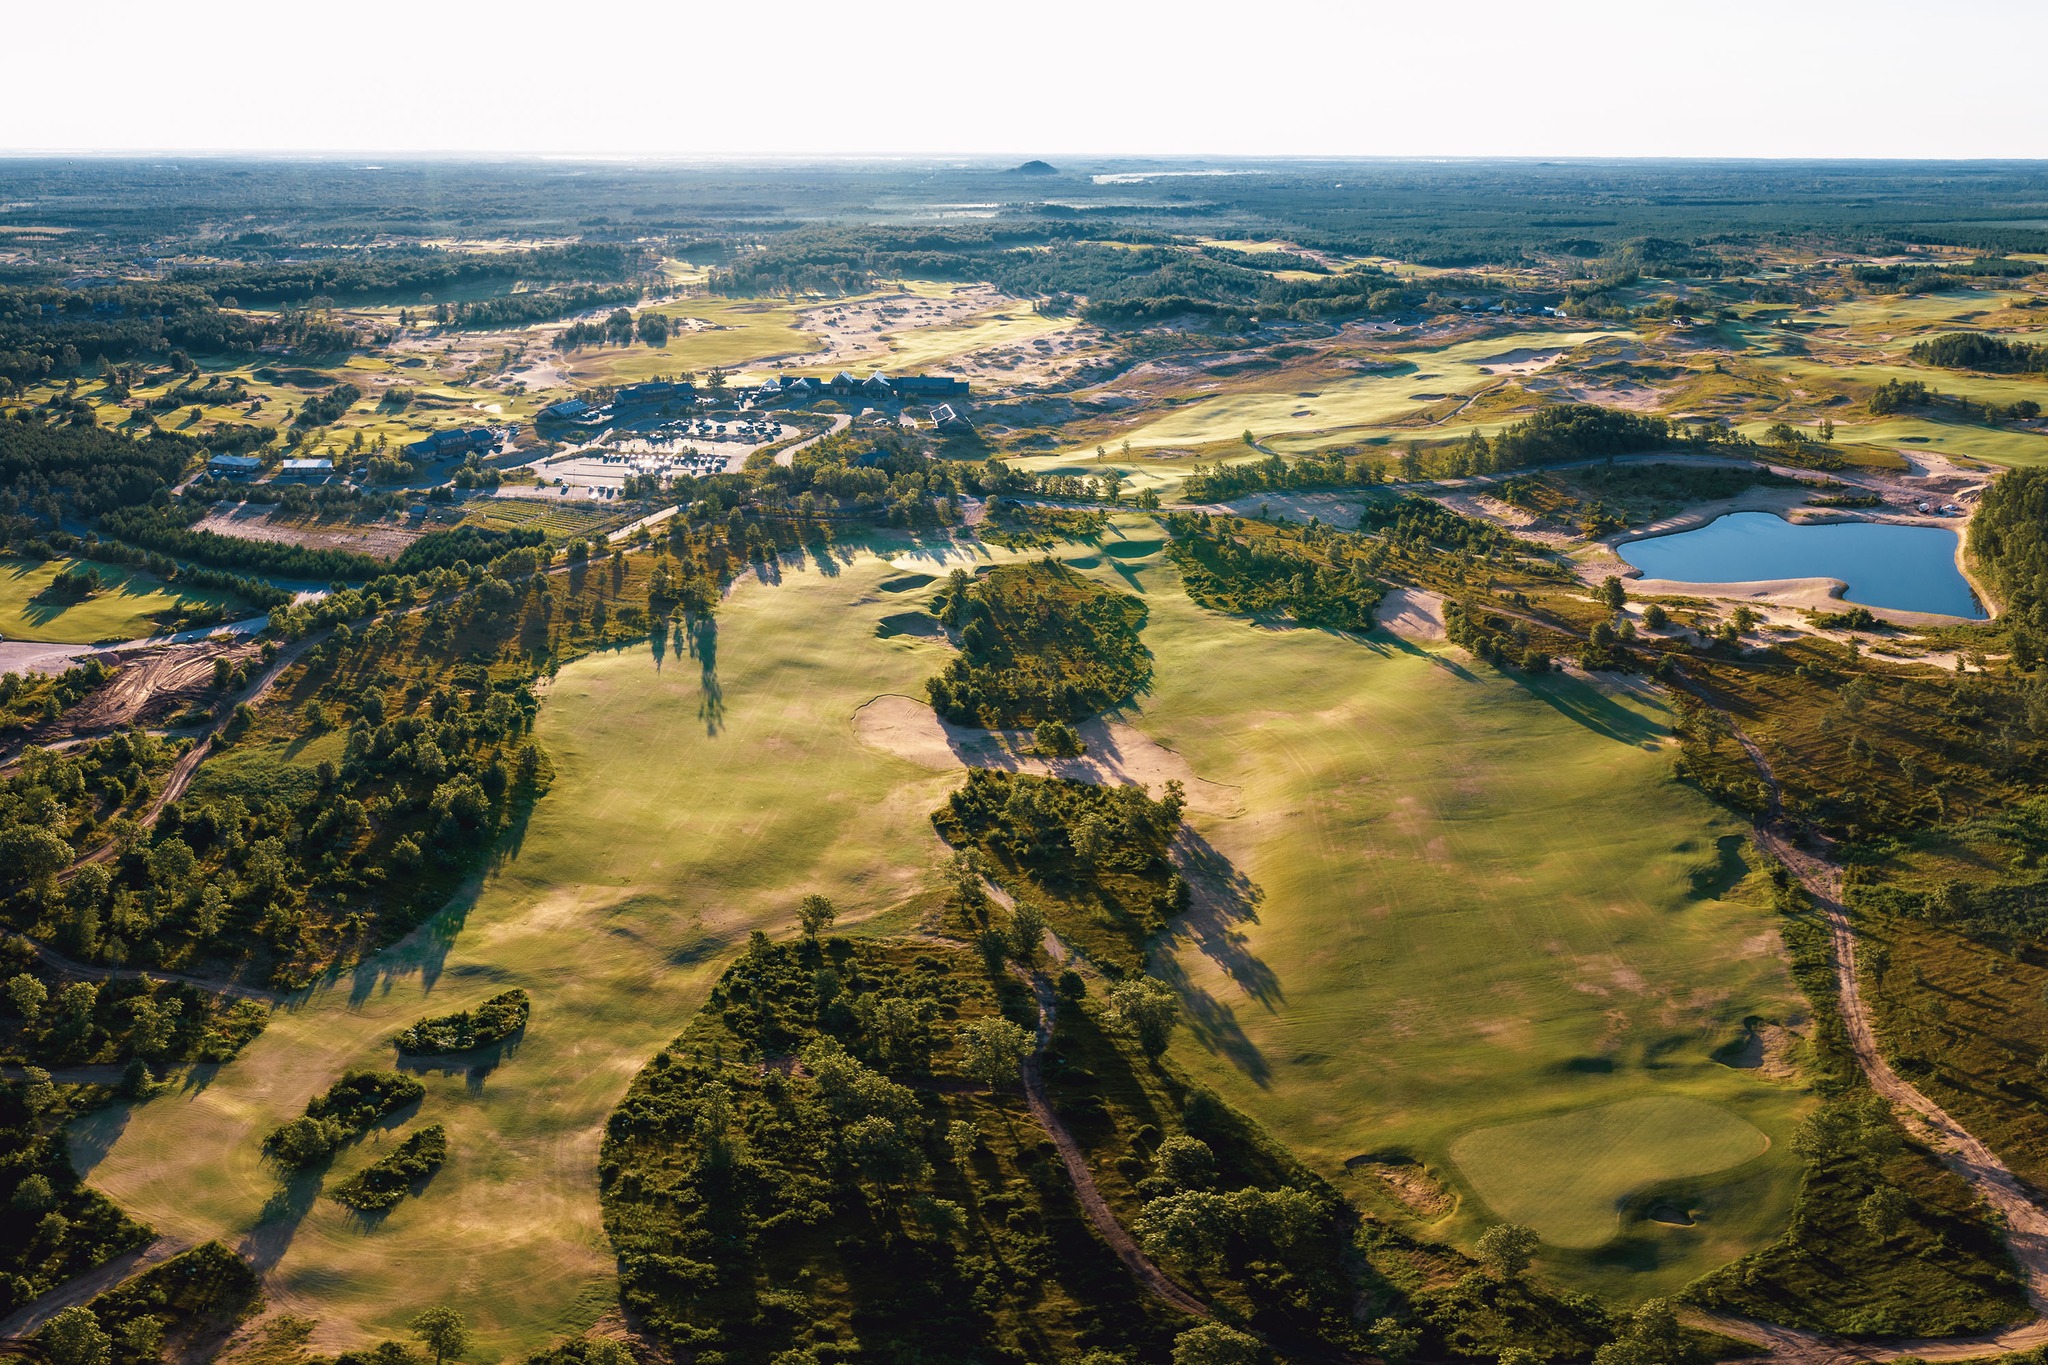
{"left": 775, "top": 413, "right": 851, "bottom": 466}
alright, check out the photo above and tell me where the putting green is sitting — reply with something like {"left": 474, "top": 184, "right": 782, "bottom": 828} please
{"left": 1448, "top": 1096, "right": 1771, "bottom": 1248}
{"left": 0, "top": 557, "right": 246, "bottom": 644}
{"left": 69, "top": 545, "right": 971, "bottom": 1359}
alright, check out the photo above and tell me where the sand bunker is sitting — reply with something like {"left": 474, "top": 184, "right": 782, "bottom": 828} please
{"left": 1474, "top": 348, "right": 1565, "bottom": 376}
{"left": 1377, "top": 588, "right": 1447, "bottom": 643}
{"left": 852, "top": 694, "right": 1239, "bottom": 817}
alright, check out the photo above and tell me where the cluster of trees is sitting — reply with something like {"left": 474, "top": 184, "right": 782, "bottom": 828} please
{"left": 0, "top": 1068, "right": 154, "bottom": 1318}
{"left": 1912, "top": 331, "right": 2048, "bottom": 375}
{"left": 262, "top": 1069, "right": 424, "bottom": 1168}
{"left": 3, "top": 963, "right": 267, "bottom": 1073}
{"left": 29, "top": 1241, "right": 257, "bottom": 1365}
{"left": 393, "top": 526, "right": 547, "bottom": 575}
{"left": 1970, "top": 466, "right": 2048, "bottom": 646}
{"left": 0, "top": 283, "right": 280, "bottom": 382}
{"left": 1166, "top": 512, "right": 1385, "bottom": 631}
{"left": 436, "top": 283, "right": 642, "bottom": 330}
{"left": 1870, "top": 375, "right": 2040, "bottom": 423}
{"left": 293, "top": 381, "right": 364, "bottom": 428}
{"left": 1445, "top": 599, "right": 1560, "bottom": 675}
{"left": 932, "top": 769, "right": 1187, "bottom": 972}
{"left": 330, "top": 1125, "right": 449, "bottom": 1212}
{"left": 600, "top": 934, "right": 1146, "bottom": 1363}
{"left": 393, "top": 989, "right": 529, "bottom": 1054}
{"left": 0, "top": 414, "right": 198, "bottom": 520}
{"left": 173, "top": 243, "right": 647, "bottom": 305}
{"left": 556, "top": 307, "right": 673, "bottom": 351}
{"left": 1181, "top": 450, "right": 1368, "bottom": 502}
{"left": 924, "top": 562, "right": 1152, "bottom": 728}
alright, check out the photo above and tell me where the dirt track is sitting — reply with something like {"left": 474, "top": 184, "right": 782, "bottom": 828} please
{"left": 1686, "top": 727, "right": 2048, "bottom": 1363}
{"left": 1008, "top": 960, "right": 1211, "bottom": 1321}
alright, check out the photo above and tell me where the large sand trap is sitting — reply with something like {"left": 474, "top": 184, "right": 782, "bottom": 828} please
{"left": 852, "top": 693, "right": 1240, "bottom": 817}
{"left": 1473, "top": 347, "right": 1565, "bottom": 375}
{"left": 1377, "top": 588, "right": 1447, "bottom": 643}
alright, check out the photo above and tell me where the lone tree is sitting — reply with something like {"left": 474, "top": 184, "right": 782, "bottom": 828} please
{"left": 1599, "top": 575, "right": 1627, "bottom": 611}
{"left": 1476, "top": 1221, "right": 1539, "bottom": 1280}
{"left": 1860, "top": 1185, "right": 1908, "bottom": 1239}
{"left": 1106, "top": 978, "right": 1181, "bottom": 1058}
{"left": 957, "top": 1017, "right": 1033, "bottom": 1090}
{"left": 1173, "top": 1322, "right": 1263, "bottom": 1365}
{"left": 410, "top": 1307, "right": 472, "bottom": 1365}
{"left": 42, "top": 1308, "right": 112, "bottom": 1365}
{"left": 797, "top": 894, "right": 836, "bottom": 940}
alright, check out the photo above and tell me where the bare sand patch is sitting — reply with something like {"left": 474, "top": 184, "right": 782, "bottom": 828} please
{"left": 851, "top": 693, "right": 1239, "bottom": 817}
{"left": 195, "top": 504, "right": 421, "bottom": 560}
{"left": 1345, "top": 1154, "right": 1456, "bottom": 1220}
{"left": 1376, "top": 588, "right": 1446, "bottom": 643}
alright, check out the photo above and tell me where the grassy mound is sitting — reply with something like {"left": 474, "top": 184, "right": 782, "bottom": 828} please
{"left": 925, "top": 560, "right": 1150, "bottom": 727}
{"left": 330, "top": 1126, "right": 449, "bottom": 1212}
{"left": 393, "top": 990, "right": 530, "bottom": 1055}
{"left": 1446, "top": 1096, "right": 1770, "bottom": 1248}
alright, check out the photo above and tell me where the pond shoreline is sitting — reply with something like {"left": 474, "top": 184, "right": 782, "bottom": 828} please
{"left": 1612, "top": 510, "right": 1986, "bottom": 623}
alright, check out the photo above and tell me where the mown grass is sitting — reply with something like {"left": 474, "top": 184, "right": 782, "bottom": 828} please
{"left": 1446, "top": 1096, "right": 1771, "bottom": 1248}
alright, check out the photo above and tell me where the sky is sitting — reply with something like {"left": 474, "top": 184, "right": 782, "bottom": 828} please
{"left": 6, "top": 0, "right": 2045, "bottom": 161}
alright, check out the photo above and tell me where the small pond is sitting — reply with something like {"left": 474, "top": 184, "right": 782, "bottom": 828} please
{"left": 1617, "top": 512, "right": 1984, "bottom": 619}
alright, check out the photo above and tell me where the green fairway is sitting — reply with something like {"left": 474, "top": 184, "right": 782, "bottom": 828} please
{"left": 1041, "top": 521, "right": 1812, "bottom": 1300}
{"left": 1448, "top": 1096, "right": 1772, "bottom": 1248}
{"left": 70, "top": 545, "right": 971, "bottom": 1359}
{"left": 0, "top": 556, "right": 247, "bottom": 644}
{"left": 1062, "top": 329, "right": 1628, "bottom": 459}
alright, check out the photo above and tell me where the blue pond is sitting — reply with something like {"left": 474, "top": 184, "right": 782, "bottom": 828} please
{"left": 1618, "top": 512, "right": 1984, "bottom": 619}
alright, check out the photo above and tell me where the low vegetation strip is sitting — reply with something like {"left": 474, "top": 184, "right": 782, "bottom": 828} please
{"left": 330, "top": 1125, "right": 449, "bottom": 1211}
{"left": 262, "top": 1070, "right": 423, "bottom": 1169}
{"left": 393, "top": 989, "right": 529, "bottom": 1055}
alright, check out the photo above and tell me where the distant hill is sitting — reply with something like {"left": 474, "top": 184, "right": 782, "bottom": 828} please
{"left": 1009, "top": 160, "right": 1057, "bottom": 176}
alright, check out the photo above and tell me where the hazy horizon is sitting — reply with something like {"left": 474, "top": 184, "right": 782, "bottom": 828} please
{"left": 9, "top": 0, "right": 2046, "bottom": 161}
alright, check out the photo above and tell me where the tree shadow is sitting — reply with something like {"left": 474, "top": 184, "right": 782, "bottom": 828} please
{"left": 688, "top": 613, "right": 723, "bottom": 736}
{"left": 396, "top": 1034, "right": 520, "bottom": 1095}
{"left": 1152, "top": 829, "right": 1276, "bottom": 1086}
{"left": 240, "top": 1166, "right": 322, "bottom": 1275}
{"left": 1521, "top": 672, "right": 1668, "bottom": 747}
{"left": 344, "top": 875, "right": 481, "bottom": 1009}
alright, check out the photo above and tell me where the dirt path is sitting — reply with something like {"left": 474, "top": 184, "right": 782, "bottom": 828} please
{"left": 3, "top": 931, "right": 286, "bottom": 1003}
{"left": 1683, "top": 724, "right": 2048, "bottom": 1362}
{"left": 1008, "top": 961, "right": 1212, "bottom": 1321}
{"left": 0, "top": 1237, "right": 188, "bottom": 1342}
